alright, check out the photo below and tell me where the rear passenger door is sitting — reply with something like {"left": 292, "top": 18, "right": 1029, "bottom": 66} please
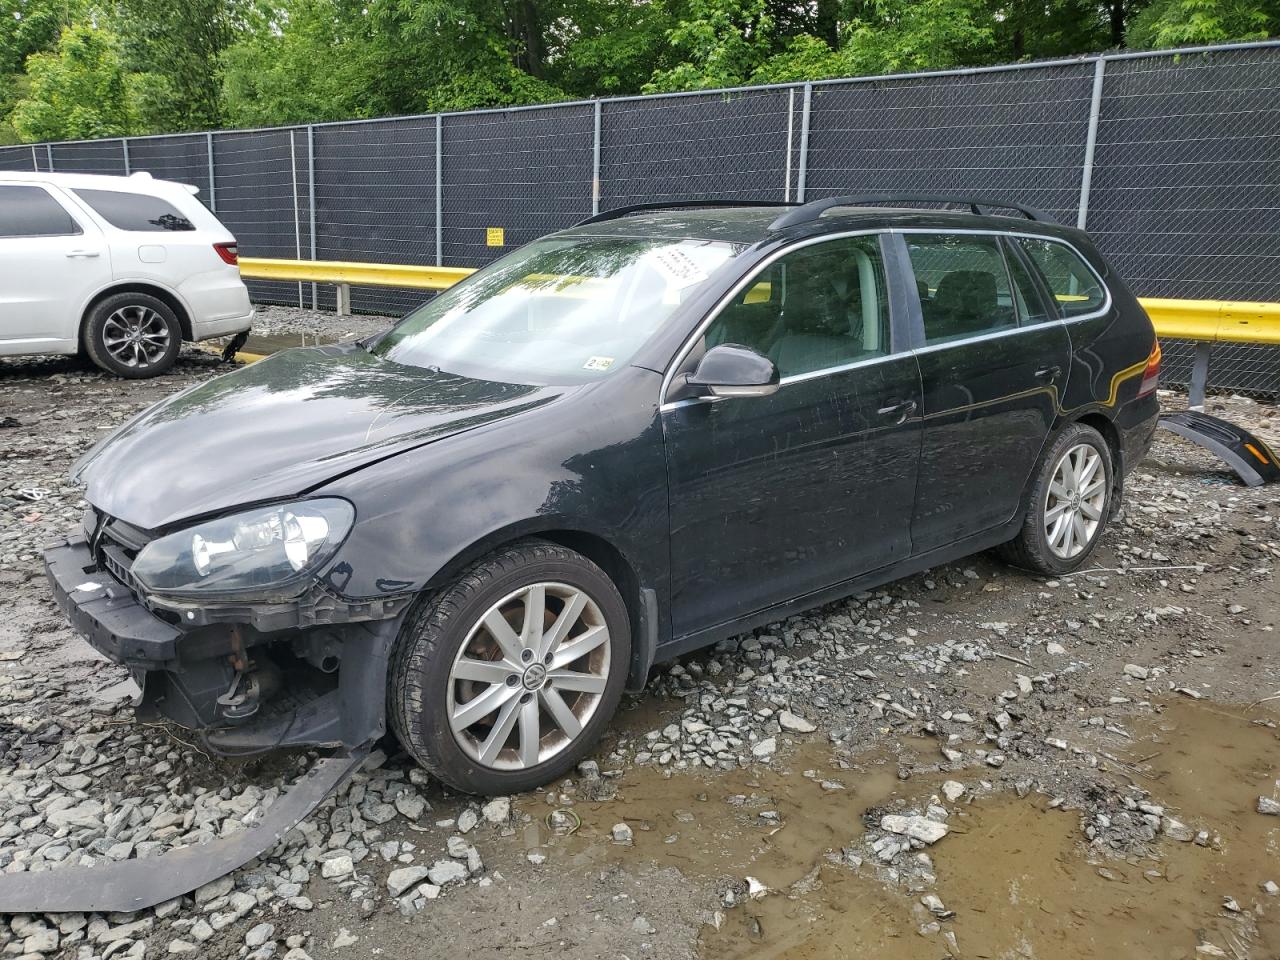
{"left": 662, "top": 233, "right": 922, "bottom": 640}
{"left": 901, "top": 232, "right": 1071, "bottom": 553}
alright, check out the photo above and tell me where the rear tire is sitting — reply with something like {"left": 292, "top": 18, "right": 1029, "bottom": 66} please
{"left": 389, "top": 539, "right": 630, "bottom": 795}
{"left": 998, "top": 423, "right": 1113, "bottom": 575}
{"left": 83, "top": 292, "right": 181, "bottom": 379}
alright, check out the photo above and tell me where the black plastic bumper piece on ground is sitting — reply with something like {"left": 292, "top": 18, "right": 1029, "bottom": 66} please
{"left": 1159, "top": 410, "right": 1280, "bottom": 487}
{"left": 44, "top": 534, "right": 180, "bottom": 664}
{"left": 0, "top": 746, "right": 369, "bottom": 914}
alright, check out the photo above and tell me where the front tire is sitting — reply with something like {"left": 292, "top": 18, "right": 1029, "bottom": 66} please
{"left": 83, "top": 293, "right": 181, "bottom": 379}
{"left": 389, "top": 539, "right": 630, "bottom": 795}
{"left": 998, "top": 423, "right": 1113, "bottom": 575}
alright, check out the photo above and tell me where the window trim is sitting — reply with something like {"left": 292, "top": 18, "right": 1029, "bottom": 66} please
{"left": 660, "top": 229, "right": 892, "bottom": 409}
{"left": 0, "top": 183, "right": 84, "bottom": 239}
{"left": 893, "top": 228, "right": 1112, "bottom": 355}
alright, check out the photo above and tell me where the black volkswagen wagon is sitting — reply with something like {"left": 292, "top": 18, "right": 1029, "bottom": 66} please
{"left": 48, "top": 196, "right": 1161, "bottom": 794}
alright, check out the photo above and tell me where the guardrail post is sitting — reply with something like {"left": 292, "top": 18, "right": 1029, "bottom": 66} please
{"left": 1077, "top": 57, "right": 1106, "bottom": 230}
{"left": 335, "top": 283, "right": 351, "bottom": 317}
{"left": 796, "top": 83, "right": 812, "bottom": 203}
{"left": 1188, "top": 342, "right": 1211, "bottom": 410}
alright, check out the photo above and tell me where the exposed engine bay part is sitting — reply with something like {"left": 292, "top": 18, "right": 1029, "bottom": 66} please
{"left": 0, "top": 745, "right": 369, "bottom": 914}
{"left": 1159, "top": 410, "right": 1280, "bottom": 487}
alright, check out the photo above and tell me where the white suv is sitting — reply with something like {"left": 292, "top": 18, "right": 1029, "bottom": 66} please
{"left": 0, "top": 171, "right": 253, "bottom": 378}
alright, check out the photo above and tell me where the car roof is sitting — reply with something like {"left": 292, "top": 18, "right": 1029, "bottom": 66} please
{"left": 0, "top": 170, "right": 199, "bottom": 196}
{"left": 556, "top": 204, "right": 1082, "bottom": 247}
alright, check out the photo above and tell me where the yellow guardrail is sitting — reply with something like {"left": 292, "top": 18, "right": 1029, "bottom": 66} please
{"left": 238, "top": 257, "right": 1280, "bottom": 345}
{"left": 1139, "top": 297, "right": 1280, "bottom": 346}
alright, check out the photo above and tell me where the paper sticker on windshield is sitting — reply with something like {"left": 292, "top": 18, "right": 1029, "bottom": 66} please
{"left": 583, "top": 356, "right": 615, "bottom": 371}
{"left": 647, "top": 248, "right": 708, "bottom": 288}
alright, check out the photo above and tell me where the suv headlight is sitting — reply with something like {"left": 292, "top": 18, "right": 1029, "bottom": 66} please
{"left": 132, "top": 499, "right": 355, "bottom": 598}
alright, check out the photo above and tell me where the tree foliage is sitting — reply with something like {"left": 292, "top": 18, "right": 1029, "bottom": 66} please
{"left": 1, "top": 0, "right": 1276, "bottom": 142}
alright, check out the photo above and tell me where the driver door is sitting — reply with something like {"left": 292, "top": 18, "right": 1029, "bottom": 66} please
{"left": 661, "top": 233, "right": 922, "bottom": 640}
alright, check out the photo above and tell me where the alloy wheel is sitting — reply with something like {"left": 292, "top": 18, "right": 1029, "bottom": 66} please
{"left": 446, "top": 582, "right": 611, "bottom": 770}
{"left": 1044, "top": 442, "right": 1106, "bottom": 559}
{"left": 102, "top": 305, "right": 171, "bottom": 369}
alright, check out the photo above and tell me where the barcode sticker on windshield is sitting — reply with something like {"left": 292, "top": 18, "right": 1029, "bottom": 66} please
{"left": 583, "top": 356, "right": 614, "bottom": 371}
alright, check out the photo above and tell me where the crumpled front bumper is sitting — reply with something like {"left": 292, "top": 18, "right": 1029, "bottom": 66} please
{"left": 44, "top": 533, "right": 179, "bottom": 665}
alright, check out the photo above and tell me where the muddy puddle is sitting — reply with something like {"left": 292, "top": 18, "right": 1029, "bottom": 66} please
{"left": 209, "top": 331, "right": 338, "bottom": 361}
{"left": 544, "top": 699, "right": 1280, "bottom": 959}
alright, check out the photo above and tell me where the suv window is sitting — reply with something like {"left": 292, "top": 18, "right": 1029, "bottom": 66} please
{"left": 1017, "top": 237, "right": 1106, "bottom": 318}
{"left": 72, "top": 188, "right": 195, "bottom": 232}
{"left": 906, "top": 234, "right": 1015, "bottom": 345}
{"left": 1004, "top": 240, "right": 1051, "bottom": 325}
{"left": 0, "top": 185, "right": 81, "bottom": 238}
{"left": 702, "top": 235, "right": 890, "bottom": 379}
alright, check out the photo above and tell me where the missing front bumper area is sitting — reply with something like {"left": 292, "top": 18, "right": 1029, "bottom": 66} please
{"left": 44, "top": 533, "right": 408, "bottom": 753}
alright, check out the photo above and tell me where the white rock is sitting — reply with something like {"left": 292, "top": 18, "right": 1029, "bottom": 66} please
{"left": 332, "top": 928, "right": 359, "bottom": 949}
{"left": 1163, "top": 817, "right": 1195, "bottom": 841}
{"left": 1258, "top": 797, "right": 1280, "bottom": 816}
{"left": 1261, "top": 880, "right": 1279, "bottom": 896}
{"left": 481, "top": 797, "right": 511, "bottom": 824}
{"left": 168, "top": 940, "right": 197, "bottom": 954}
{"left": 1045, "top": 641, "right": 1066, "bottom": 655}
{"left": 321, "top": 853, "right": 355, "bottom": 879}
{"left": 1123, "top": 663, "right": 1149, "bottom": 680}
{"left": 427, "top": 859, "right": 468, "bottom": 885}
{"left": 880, "top": 815, "right": 949, "bottom": 845}
{"left": 778, "top": 711, "right": 816, "bottom": 733}
{"left": 457, "top": 809, "right": 479, "bottom": 834}
{"left": 611, "top": 822, "right": 634, "bottom": 845}
{"left": 245, "top": 924, "right": 275, "bottom": 948}
{"left": 388, "top": 866, "right": 432, "bottom": 897}
{"left": 941, "top": 781, "right": 965, "bottom": 803}
{"left": 746, "top": 876, "right": 768, "bottom": 900}
{"left": 751, "top": 737, "right": 777, "bottom": 759}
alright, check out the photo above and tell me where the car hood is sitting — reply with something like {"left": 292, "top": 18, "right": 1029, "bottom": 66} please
{"left": 74, "top": 344, "right": 565, "bottom": 530}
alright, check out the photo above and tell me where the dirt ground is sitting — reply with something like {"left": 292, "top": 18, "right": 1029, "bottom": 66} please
{"left": 0, "top": 314, "right": 1277, "bottom": 960}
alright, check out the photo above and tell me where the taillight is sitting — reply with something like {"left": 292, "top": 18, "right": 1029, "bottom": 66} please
{"left": 213, "top": 242, "right": 239, "bottom": 266}
{"left": 1137, "top": 341, "right": 1161, "bottom": 397}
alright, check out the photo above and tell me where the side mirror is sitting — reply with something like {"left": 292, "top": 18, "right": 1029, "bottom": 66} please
{"left": 685, "top": 343, "right": 780, "bottom": 399}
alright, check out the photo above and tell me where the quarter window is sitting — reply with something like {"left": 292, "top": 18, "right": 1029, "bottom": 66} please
{"left": 906, "top": 234, "right": 1015, "bottom": 345}
{"left": 1005, "top": 241, "right": 1051, "bottom": 325}
{"left": 0, "top": 185, "right": 81, "bottom": 238}
{"left": 72, "top": 188, "right": 195, "bottom": 232}
{"left": 1017, "top": 238, "right": 1106, "bottom": 318}
{"left": 701, "top": 235, "right": 890, "bottom": 379}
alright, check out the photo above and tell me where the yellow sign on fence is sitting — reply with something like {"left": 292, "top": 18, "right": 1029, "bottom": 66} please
{"left": 486, "top": 227, "right": 505, "bottom": 247}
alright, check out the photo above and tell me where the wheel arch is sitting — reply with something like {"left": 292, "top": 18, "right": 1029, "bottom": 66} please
{"left": 81, "top": 282, "right": 195, "bottom": 344}
{"left": 422, "top": 521, "right": 659, "bottom": 692}
{"left": 1051, "top": 408, "right": 1124, "bottom": 516}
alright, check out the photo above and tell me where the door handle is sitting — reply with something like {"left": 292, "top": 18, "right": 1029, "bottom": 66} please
{"left": 876, "top": 399, "right": 917, "bottom": 424}
{"left": 1034, "top": 365, "right": 1062, "bottom": 382}
{"left": 66, "top": 250, "right": 101, "bottom": 259}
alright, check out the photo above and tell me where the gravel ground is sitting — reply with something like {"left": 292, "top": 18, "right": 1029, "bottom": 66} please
{"left": 0, "top": 307, "right": 1277, "bottom": 959}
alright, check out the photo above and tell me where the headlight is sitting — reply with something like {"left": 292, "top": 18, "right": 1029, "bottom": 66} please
{"left": 132, "top": 499, "right": 355, "bottom": 598}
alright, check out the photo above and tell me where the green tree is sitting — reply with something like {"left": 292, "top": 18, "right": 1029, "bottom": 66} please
{"left": 10, "top": 22, "right": 136, "bottom": 141}
{"left": 644, "top": 0, "right": 777, "bottom": 92}
{"left": 1129, "top": 0, "right": 1279, "bottom": 46}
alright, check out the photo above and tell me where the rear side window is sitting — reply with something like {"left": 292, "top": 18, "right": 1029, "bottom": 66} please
{"left": 906, "top": 234, "right": 1015, "bottom": 345}
{"left": 73, "top": 188, "right": 195, "bottom": 232}
{"left": 1017, "top": 238, "right": 1106, "bottom": 318}
{"left": 702, "top": 234, "right": 890, "bottom": 379}
{"left": 0, "top": 185, "right": 81, "bottom": 237}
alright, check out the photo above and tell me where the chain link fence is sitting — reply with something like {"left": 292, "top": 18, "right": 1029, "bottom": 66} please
{"left": 3, "top": 40, "right": 1278, "bottom": 396}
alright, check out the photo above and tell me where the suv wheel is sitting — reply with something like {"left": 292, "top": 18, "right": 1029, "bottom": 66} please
{"left": 999, "top": 423, "right": 1113, "bottom": 575}
{"left": 389, "top": 539, "right": 630, "bottom": 795}
{"left": 83, "top": 293, "right": 181, "bottom": 378}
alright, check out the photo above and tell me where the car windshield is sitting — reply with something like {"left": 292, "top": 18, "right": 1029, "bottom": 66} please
{"left": 372, "top": 236, "right": 741, "bottom": 383}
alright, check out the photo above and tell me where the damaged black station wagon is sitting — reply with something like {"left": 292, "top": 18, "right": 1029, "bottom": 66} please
{"left": 48, "top": 195, "right": 1161, "bottom": 796}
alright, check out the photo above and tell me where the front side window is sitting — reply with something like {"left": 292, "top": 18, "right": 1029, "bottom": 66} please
{"left": 907, "top": 234, "right": 1015, "bottom": 345}
{"left": 1017, "top": 237, "right": 1106, "bottom": 318}
{"left": 0, "top": 185, "right": 81, "bottom": 238}
{"left": 373, "top": 236, "right": 742, "bottom": 384}
{"left": 73, "top": 188, "right": 195, "bottom": 231}
{"left": 699, "top": 234, "right": 890, "bottom": 379}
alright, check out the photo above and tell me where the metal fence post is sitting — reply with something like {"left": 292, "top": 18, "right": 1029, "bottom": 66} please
{"left": 206, "top": 132, "right": 216, "bottom": 212}
{"left": 796, "top": 83, "right": 812, "bottom": 203}
{"left": 30, "top": 145, "right": 38, "bottom": 171}
{"left": 290, "top": 129, "right": 303, "bottom": 307}
{"left": 121, "top": 139, "right": 131, "bottom": 176}
{"left": 435, "top": 114, "right": 443, "bottom": 266}
{"left": 46, "top": 144, "right": 54, "bottom": 171}
{"left": 784, "top": 88, "right": 795, "bottom": 202}
{"left": 592, "top": 100, "right": 602, "bottom": 215}
{"left": 1077, "top": 57, "right": 1107, "bottom": 230}
{"left": 307, "top": 125, "right": 317, "bottom": 309}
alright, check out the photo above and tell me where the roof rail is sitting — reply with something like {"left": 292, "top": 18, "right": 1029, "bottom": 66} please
{"left": 768, "top": 194, "right": 1055, "bottom": 230}
{"left": 575, "top": 199, "right": 796, "bottom": 227}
